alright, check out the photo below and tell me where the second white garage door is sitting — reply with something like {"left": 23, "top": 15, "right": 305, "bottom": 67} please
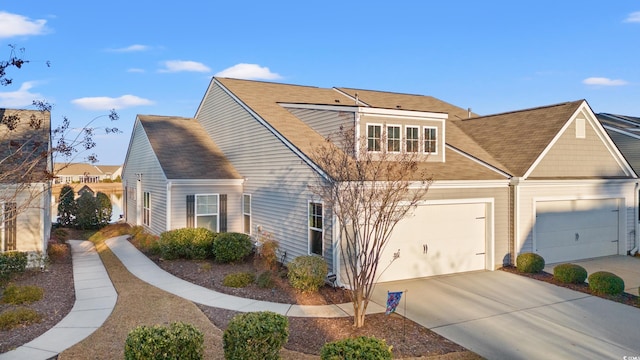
{"left": 376, "top": 202, "right": 487, "bottom": 283}
{"left": 534, "top": 198, "right": 620, "bottom": 264}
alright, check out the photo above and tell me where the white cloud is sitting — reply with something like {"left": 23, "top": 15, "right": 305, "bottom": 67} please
{"left": 215, "top": 63, "right": 282, "bottom": 80}
{"left": 582, "top": 77, "right": 628, "bottom": 86}
{"left": 0, "top": 12, "right": 48, "bottom": 38}
{"left": 0, "top": 81, "right": 43, "bottom": 107}
{"left": 624, "top": 11, "right": 640, "bottom": 23}
{"left": 127, "top": 68, "right": 146, "bottom": 73}
{"left": 158, "top": 60, "right": 210, "bottom": 73}
{"left": 107, "top": 44, "right": 151, "bottom": 52}
{"left": 72, "top": 95, "right": 154, "bottom": 110}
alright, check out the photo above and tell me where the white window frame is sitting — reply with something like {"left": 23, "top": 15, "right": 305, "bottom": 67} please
{"left": 195, "top": 194, "right": 219, "bottom": 232}
{"left": 423, "top": 126, "right": 438, "bottom": 154}
{"left": 387, "top": 124, "right": 402, "bottom": 153}
{"left": 308, "top": 201, "right": 324, "bottom": 256}
{"left": 243, "top": 194, "right": 251, "bottom": 235}
{"left": 405, "top": 125, "right": 420, "bottom": 153}
{"left": 366, "top": 123, "right": 382, "bottom": 152}
{"left": 143, "top": 191, "right": 150, "bottom": 226}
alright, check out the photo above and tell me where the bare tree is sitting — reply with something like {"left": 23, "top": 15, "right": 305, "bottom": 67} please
{"left": 0, "top": 45, "right": 119, "bottom": 230}
{"left": 310, "top": 125, "right": 432, "bottom": 328}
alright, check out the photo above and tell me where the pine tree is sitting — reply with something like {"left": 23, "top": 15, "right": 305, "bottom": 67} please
{"left": 56, "top": 185, "right": 76, "bottom": 226}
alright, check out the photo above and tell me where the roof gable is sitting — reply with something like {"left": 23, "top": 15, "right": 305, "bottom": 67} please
{"left": 138, "top": 115, "right": 241, "bottom": 180}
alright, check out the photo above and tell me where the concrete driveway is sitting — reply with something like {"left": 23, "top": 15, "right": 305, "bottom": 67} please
{"left": 371, "top": 270, "right": 640, "bottom": 359}
{"left": 545, "top": 255, "right": 640, "bottom": 295}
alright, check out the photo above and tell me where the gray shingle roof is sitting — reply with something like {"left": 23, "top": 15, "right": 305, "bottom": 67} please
{"left": 138, "top": 115, "right": 241, "bottom": 180}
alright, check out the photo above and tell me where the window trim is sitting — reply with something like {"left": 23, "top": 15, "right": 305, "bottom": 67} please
{"left": 143, "top": 192, "right": 150, "bottom": 227}
{"left": 308, "top": 200, "right": 324, "bottom": 256}
{"left": 243, "top": 194, "right": 251, "bottom": 235}
{"left": 423, "top": 126, "right": 438, "bottom": 155}
{"left": 195, "top": 193, "right": 219, "bottom": 232}
{"left": 405, "top": 125, "right": 420, "bottom": 153}
{"left": 366, "top": 123, "right": 382, "bottom": 152}
{"left": 386, "top": 124, "right": 402, "bottom": 153}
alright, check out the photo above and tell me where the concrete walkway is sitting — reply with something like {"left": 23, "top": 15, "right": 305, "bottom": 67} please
{"left": 104, "top": 235, "right": 384, "bottom": 317}
{"left": 0, "top": 240, "right": 117, "bottom": 360}
{"left": 545, "top": 255, "right": 640, "bottom": 295}
{"left": 372, "top": 270, "right": 640, "bottom": 360}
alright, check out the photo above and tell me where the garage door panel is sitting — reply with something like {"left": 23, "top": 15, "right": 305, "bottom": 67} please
{"left": 377, "top": 202, "right": 487, "bottom": 282}
{"left": 535, "top": 199, "right": 619, "bottom": 264}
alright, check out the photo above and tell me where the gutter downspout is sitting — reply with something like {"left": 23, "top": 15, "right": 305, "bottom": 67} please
{"left": 510, "top": 177, "right": 523, "bottom": 265}
{"left": 632, "top": 182, "right": 639, "bottom": 256}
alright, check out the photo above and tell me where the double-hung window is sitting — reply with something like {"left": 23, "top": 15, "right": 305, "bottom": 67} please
{"left": 243, "top": 194, "right": 251, "bottom": 234}
{"left": 367, "top": 124, "right": 382, "bottom": 152}
{"left": 387, "top": 125, "right": 401, "bottom": 152}
{"left": 196, "top": 194, "right": 219, "bottom": 232}
{"left": 143, "top": 192, "right": 150, "bottom": 226}
{"left": 406, "top": 126, "right": 419, "bottom": 152}
{"left": 424, "top": 127, "right": 437, "bottom": 154}
{"left": 308, "top": 202, "right": 323, "bottom": 256}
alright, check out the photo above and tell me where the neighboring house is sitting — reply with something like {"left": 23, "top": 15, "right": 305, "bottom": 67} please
{"left": 54, "top": 163, "right": 123, "bottom": 183}
{"left": 0, "top": 108, "right": 52, "bottom": 254}
{"left": 123, "top": 78, "right": 637, "bottom": 285}
{"left": 597, "top": 113, "right": 640, "bottom": 174}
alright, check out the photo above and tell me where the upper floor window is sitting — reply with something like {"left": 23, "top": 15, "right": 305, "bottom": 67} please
{"left": 406, "top": 126, "right": 419, "bottom": 152}
{"left": 308, "top": 201, "right": 323, "bottom": 256}
{"left": 367, "top": 124, "right": 381, "bottom": 152}
{"left": 424, "top": 127, "right": 437, "bottom": 154}
{"left": 196, "top": 194, "right": 218, "bottom": 232}
{"left": 387, "top": 125, "right": 401, "bottom": 152}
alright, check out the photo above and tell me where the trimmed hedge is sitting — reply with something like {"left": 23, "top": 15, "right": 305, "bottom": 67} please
{"left": 2, "top": 284, "right": 44, "bottom": 304}
{"left": 222, "top": 272, "right": 255, "bottom": 288}
{"left": 0, "top": 252, "right": 28, "bottom": 283}
{"left": 588, "top": 271, "right": 625, "bottom": 295}
{"left": 223, "top": 311, "right": 288, "bottom": 360}
{"left": 516, "top": 253, "right": 545, "bottom": 273}
{"left": 156, "top": 228, "right": 216, "bottom": 260}
{"left": 288, "top": 255, "right": 328, "bottom": 293}
{"left": 124, "top": 322, "right": 204, "bottom": 360}
{"left": 320, "top": 336, "right": 393, "bottom": 360}
{"left": 212, "top": 232, "right": 253, "bottom": 263}
{"left": 553, "top": 263, "right": 587, "bottom": 284}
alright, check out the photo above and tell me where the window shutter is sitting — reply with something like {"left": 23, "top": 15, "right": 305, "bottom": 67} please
{"left": 4, "top": 203, "right": 16, "bottom": 251}
{"left": 220, "top": 194, "right": 227, "bottom": 232}
{"left": 186, "top": 195, "right": 195, "bottom": 228}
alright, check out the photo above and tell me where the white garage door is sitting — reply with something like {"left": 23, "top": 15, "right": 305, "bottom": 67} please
{"left": 535, "top": 199, "right": 619, "bottom": 264}
{"left": 376, "top": 202, "right": 487, "bottom": 283}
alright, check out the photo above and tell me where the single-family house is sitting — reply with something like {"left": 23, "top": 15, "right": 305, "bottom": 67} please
{"left": 54, "top": 162, "right": 123, "bottom": 184}
{"left": 122, "top": 78, "right": 637, "bottom": 284}
{"left": 0, "top": 108, "right": 52, "bottom": 253}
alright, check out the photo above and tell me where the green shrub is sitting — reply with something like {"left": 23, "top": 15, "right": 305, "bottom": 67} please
{"left": 223, "top": 311, "right": 288, "bottom": 360}
{"left": 222, "top": 272, "right": 255, "bottom": 288}
{"left": 553, "top": 263, "right": 588, "bottom": 284}
{"left": 516, "top": 253, "right": 545, "bottom": 273}
{"left": 588, "top": 271, "right": 625, "bottom": 295}
{"left": 320, "top": 336, "right": 393, "bottom": 360}
{"left": 2, "top": 284, "right": 44, "bottom": 304}
{"left": 212, "top": 232, "right": 253, "bottom": 263}
{"left": 156, "top": 228, "right": 216, "bottom": 260}
{"left": 288, "top": 255, "right": 328, "bottom": 293}
{"left": 124, "top": 322, "right": 204, "bottom": 360}
{"left": 0, "top": 252, "right": 28, "bottom": 283}
{"left": 257, "top": 271, "right": 275, "bottom": 288}
{"left": 0, "top": 307, "right": 42, "bottom": 330}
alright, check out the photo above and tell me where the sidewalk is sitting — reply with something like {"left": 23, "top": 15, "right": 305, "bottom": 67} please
{"left": 104, "top": 235, "right": 384, "bottom": 317}
{"left": 0, "top": 240, "right": 117, "bottom": 360}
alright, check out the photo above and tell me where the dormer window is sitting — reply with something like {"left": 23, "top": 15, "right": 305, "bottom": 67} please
{"left": 424, "top": 127, "right": 437, "bottom": 154}
{"left": 367, "top": 124, "right": 382, "bottom": 152}
{"left": 387, "top": 125, "right": 401, "bottom": 152}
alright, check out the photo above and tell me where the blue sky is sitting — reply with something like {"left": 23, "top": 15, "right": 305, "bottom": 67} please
{"left": 1, "top": 1, "right": 639, "bottom": 165}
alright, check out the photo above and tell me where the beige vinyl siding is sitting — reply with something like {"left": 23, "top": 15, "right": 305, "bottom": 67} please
{"left": 287, "top": 108, "right": 354, "bottom": 142}
{"left": 197, "top": 83, "right": 334, "bottom": 267}
{"left": 169, "top": 183, "right": 242, "bottom": 231}
{"left": 122, "top": 120, "right": 169, "bottom": 236}
{"left": 516, "top": 180, "right": 636, "bottom": 255}
{"left": 530, "top": 118, "right": 627, "bottom": 178}
{"left": 425, "top": 185, "right": 509, "bottom": 269}
{"left": 3, "top": 185, "right": 50, "bottom": 253}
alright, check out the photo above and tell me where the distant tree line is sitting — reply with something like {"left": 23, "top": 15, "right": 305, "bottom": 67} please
{"left": 56, "top": 185, "right": 112, "bottom": 229}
